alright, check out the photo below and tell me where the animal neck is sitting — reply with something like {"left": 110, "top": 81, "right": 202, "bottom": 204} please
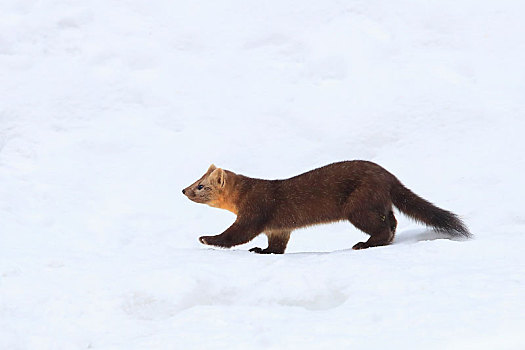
{"left": 209, "top": 171, "right": 243, "bottom": 215}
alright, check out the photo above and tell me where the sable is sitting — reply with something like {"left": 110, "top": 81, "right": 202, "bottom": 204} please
{"left": 182, "top": 161, "right": 470, "bottom": 254}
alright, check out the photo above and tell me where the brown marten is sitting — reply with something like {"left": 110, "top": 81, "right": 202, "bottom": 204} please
{"left": 182, "top": 161, "right": 470, "bottom": 254}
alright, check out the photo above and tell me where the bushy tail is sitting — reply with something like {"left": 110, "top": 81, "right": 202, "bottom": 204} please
{"left": 391, "top": 181, "right": 470, "bottom": 237}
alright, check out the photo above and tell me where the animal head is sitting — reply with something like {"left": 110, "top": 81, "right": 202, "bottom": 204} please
{"left": 182, "top": 164, "right": 228, "bottom": 206}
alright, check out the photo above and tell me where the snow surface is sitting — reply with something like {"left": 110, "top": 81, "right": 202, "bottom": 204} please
{"left": 1, "top": 0, "right": 525, "bottom": 349}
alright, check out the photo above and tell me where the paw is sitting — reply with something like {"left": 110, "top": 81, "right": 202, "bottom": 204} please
{"left": 199, "top": 236, "right": 212, "bottom": 245}
{"left": 199, "top": 235, "right": 233, "bottom": 248}
{"left": 249, "top": 247, "right": 284, "bottom": 254}
{"left": 352, "top": 242, "right": 369, "bottom": 250}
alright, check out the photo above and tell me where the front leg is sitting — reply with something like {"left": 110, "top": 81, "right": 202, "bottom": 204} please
{"left": 199, "top": 218, "right": 263, "bottom": 248}
{"left": 250, "top": 230, "right": 291, "bottom": 254}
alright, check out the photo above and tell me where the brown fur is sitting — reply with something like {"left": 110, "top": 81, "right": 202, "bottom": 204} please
{"left": 183, "top": 161, "right": 470, "bottom": 254}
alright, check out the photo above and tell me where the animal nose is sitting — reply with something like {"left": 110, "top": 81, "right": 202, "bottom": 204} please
{"left": 182, "top": 189, "right": 186, "bottom": 194}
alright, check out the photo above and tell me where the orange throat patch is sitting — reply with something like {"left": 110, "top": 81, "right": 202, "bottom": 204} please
{"left": 208, "top": 195, "right": 238, "bottom": 215}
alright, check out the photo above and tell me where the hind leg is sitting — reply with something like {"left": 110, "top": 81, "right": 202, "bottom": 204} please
{"left": 349, "top": 209, "right": 395, "bottom": 250}
{"left": 388, "top": 210, "right": 397, "bottom": 243}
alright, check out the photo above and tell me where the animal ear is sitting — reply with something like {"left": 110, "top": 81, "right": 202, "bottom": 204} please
{"left": 207, "top": 164, "right": 217, "bottom": 173}
{"left": 209, "top": 168, "right": 226, "bottom": 187}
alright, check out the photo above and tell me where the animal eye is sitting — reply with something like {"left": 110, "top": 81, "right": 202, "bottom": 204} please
{"left": 197, "top": 185, "right": 204, "bottom": 190}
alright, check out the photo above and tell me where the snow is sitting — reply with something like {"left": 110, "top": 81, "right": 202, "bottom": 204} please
{"left": 1, "top": 0, "right": 524, "bottom": 349}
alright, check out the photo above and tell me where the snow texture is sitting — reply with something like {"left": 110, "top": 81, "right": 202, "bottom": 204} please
{"left": 1, "top": 0, "right": 524, "bottom": 349}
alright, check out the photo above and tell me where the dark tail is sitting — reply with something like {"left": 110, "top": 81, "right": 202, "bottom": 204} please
{"left": 390, "top": 181, "right": 471, "bottom": 237}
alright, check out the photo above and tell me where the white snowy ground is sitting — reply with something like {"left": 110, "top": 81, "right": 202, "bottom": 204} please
{"left": 1, "top": 0, "right": 524, "bottom": 349}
